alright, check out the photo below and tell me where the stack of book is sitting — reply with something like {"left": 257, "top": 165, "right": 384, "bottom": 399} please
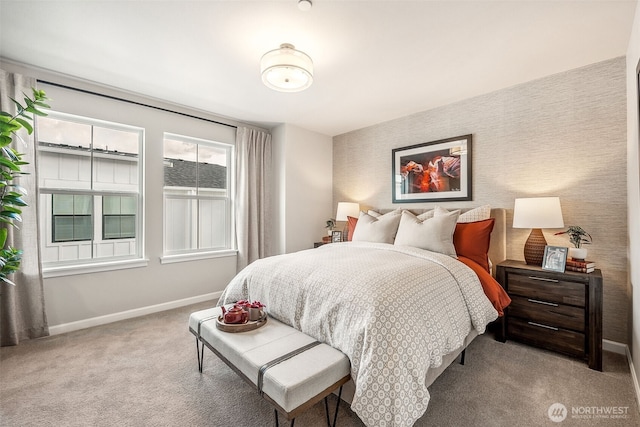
{"left": 566, "top": 258, "right": 595, "bottom": 273}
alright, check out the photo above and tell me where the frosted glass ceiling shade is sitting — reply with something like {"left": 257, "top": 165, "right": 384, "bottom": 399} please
{"left": 261, "top": 43, "right": 313, "bottom": 92}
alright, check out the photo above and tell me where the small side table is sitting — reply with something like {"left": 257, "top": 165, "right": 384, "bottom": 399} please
{"left": 496, "top": 260, "right": 603, "bottom": 371}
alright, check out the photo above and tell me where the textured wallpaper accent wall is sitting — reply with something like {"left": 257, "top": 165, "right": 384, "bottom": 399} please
{"left": 333, "top": 57, "right": 628, "bottom": 343}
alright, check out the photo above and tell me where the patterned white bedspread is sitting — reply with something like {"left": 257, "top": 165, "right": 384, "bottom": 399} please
{"left": 218, "top": 241, "right": 498, "bottom": 427}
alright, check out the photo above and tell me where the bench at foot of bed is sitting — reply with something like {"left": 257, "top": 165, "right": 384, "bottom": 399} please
{"left": 189, "top": 307, "right": 351, "bottom": 427}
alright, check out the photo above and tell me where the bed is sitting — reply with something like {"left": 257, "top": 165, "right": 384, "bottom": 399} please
{"left": 217, "top": 206, "right": 510, "bottom": 427}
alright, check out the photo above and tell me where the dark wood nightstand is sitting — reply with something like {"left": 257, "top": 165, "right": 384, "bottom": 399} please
{"left": 496, "top": 260, "right": 603, "bottom": 371}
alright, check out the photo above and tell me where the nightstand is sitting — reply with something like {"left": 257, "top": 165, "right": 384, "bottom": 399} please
{"left": 496, "top": 260, "right": 603, "bottom": 371}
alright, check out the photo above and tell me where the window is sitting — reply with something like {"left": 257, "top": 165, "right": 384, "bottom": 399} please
{"left": 163, "top": 133, "right": 233, "bottom": 256}
{"left": 103, "top": 196, "right": 136, "bottom": 239}
{"left": 52, "top": 194, "right": 93, "bottom": 242}
{"left": 37, "top": 112, "right": 143, "bottom": 267}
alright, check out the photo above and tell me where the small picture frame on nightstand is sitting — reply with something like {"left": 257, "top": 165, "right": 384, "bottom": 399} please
{"left": 542, "top": 245, "right": 568, "bottom": 272}
{"left": 331, "top": 230, "right": 343, "bottom": 243}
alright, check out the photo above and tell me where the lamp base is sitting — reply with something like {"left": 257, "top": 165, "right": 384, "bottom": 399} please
{"left": 524, "top": 228, "right": 547, "bottom": 266}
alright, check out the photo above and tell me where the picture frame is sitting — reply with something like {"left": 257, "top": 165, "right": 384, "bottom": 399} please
{"left": 392, "top": 134, "right": 472, "bottom": 203}
{"left": 542, "top": 245, "right": 568, "bottom": 272}
{"left": 331, "top": 230, "right": 342, "bottom": 243}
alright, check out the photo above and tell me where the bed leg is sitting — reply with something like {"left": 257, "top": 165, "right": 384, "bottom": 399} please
{"left": 274, "top": 409, "right": 279, "bottom": 427}
{"left": 459, "top": 349, "right": 466, "bottom": 366}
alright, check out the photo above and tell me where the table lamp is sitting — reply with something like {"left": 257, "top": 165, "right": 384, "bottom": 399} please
{"left": 513, "top": 197, "right": 564, "bottom": 266}
{"left": 336, "top": 202, "right": 360, "bottom": 241}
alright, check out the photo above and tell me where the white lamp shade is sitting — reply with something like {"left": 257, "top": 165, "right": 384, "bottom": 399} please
{"left": 513, "top": 197, "right": 564, "bottom": 229}
{"left": 336, "top": 202, "right": 360, "bottom": 221}
{"left": 261, "top": 43, "right": 313, "bottom": 92}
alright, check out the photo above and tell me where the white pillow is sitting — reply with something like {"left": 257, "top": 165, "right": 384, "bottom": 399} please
{"left": 394, "top": 210, "right": 460, "bottom": 257}
{"left": 416, "top": 209, "right": 435, "bottom": 220}
{"left": 435, "top": 205, "right": 491, "bottom": 223}
{"left": 352, "top": 209, "right": 402, "bottom": 244}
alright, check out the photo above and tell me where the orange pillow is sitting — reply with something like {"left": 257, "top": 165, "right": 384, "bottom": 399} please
{"left": 347, "top": 216, "right": 358, "bottom": 241}
{"left": 453, "top": 218, "right": 494, "bottom": 273}
{"left": 458, "top": 256, "right": 511, "bottom": 316}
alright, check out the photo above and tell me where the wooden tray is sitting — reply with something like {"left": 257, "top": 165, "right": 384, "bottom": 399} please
{"left": 215, "top": 313, "right": 268, "bottom": 333}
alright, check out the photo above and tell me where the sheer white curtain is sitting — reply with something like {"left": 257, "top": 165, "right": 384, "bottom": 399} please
{"left": 0, "top": 70, "right": 48, "bottom": 346}
{"left": 235, "top": 127, "right": 273, "bottom": 270}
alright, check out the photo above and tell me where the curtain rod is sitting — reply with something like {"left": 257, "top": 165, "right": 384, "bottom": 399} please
{"left": 37, "top": 79, "right": 238, "bottom": 130}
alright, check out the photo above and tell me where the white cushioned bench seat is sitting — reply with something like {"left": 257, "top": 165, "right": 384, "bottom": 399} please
{"left": 189, "top": 307, "right": 351, "bottom": 424}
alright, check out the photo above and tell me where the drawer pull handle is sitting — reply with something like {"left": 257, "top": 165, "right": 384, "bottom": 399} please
{"left": 528, "top": 321, "right": 559, "bottom": 331}
{"left": 528, "top": 276, "right": 559, "bottom": 283}
{"left": 527, "top": 298, "right": 559, "bottom": 307}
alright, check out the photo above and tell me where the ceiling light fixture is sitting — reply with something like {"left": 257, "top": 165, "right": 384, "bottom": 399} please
{"left": 298, "top": 0, "right": 312, "bottom": 11}
{"left": 260, "top": 43, "right": 314, "bottom": 92}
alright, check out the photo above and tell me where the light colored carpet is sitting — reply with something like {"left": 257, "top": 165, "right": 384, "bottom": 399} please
{"left": 1, "top": 301, "right": 638, "bottom": 426}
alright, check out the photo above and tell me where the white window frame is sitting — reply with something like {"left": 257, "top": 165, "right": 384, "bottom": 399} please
{"left": 161, "top": 132, "right": 234, "bottom": 263}
{"left": 38, "top": 111, "right": 146, "bottom": 277}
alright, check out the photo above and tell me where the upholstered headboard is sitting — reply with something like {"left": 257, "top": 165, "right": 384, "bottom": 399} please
{"left": 375, "top": 207, "right": 507, "bottom": 276}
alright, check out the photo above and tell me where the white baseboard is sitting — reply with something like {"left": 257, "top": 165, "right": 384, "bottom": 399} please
{"left": 628, "top": 346, "right": 640, "bottom": 415}
{"left": 48, "top": 291, "right": 222, "bottom": 335}
{"left": 603, "top": 338, "right": 627, "bottom": 355}
{"left": 603, "top": 339, "right": 640, "bottom": 414}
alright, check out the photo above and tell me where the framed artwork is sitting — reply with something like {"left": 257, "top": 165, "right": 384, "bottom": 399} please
{"left": 331, "top": 230, "right": 342, "bottom": 243}
{"left": 392, "top": 135, "right": 472, "bottom": 203}
{"left": 542, "top": 245, "right": 568, "bottom": 272}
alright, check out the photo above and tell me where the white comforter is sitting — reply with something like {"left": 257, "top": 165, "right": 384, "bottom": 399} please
{"left": 218, "top": 241, "right": 498, "bottom": 427}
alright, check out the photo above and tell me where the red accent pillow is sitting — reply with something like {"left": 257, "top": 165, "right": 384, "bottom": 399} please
{"left": 347, "top": 216, "right": 358, "bottom": 241}
{"left": 458, "top": 256, "right": 511, "bottom": 316}
{"left": 453, "top": 218, "right": 495, "bottom": 273}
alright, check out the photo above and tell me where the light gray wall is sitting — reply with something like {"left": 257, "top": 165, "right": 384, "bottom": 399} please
{"left": 334, "top": 57, "right": 629, "bottom": 344}
{"left": 626, "top": 0, "right": 640, "bottom": 396}
{"left": 272, "top": 124, "right": 333, "bottom": 254}
{"left": 1, "top": 60, "right": 244, "bottom": 329}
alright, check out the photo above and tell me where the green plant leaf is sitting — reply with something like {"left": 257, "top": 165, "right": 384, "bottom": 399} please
{"left": 14, "top": 117, "right": 33, "bottom": 134}
{"left": 0, "top": 228, "right": 7, "bottom": 248}
{"left": 0, "top": 157, "right": 20, "bottom": 171}
{"left": 0, "top": 211, "right": 22, "bottom": 222}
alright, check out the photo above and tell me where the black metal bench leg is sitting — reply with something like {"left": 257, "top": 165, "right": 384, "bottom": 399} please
{"left": 324, "top": 386, "right": 343, "bottom": 427}
{"left": 460, "top": 348, "right": 466, "bottom": 366}
{"left": 195, "top": 337, "right": 203, "bottom": 373}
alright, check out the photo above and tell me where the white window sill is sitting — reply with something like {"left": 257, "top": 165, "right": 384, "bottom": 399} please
{"left": 160, "top": 249, "right": 237, "bottom": 265}
{"left": 43, "top": 258, "right": 149, "bottom": 278}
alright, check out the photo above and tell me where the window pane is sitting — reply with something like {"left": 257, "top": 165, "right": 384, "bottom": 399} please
{"left": 74, "top": 216, "right": 93, "bottom": 240}
{"left": 198, "top": 199, "right": 226, "bottom": 249}
{"left": 93, "top": 126, "right": 140, "bottom": 155}
{"left": 103, "top": 216, "right": 121, "bottom": 239}
{"left": 165, "top": 198, "right": 196, "bottom": 252}
{"left": 164, "top": 138, "right": 197, "bottom": 189}
{"left": 121, "top": 216, "right": 135, "bottom": 238}
{"left": 74, "top": 195, "right": 92, "bottom": 215}
{"left": 53, "top": 194, "right": 74, "bottom": 215}
{"left": 37, "top": 116, "right": 91, "bottom": 149}
{"left": 53, "top": 217, "right": 74, "bottom": 241}
{"left": 103, "top": 196, "right": 121, "bottom": 215}
{"left": 120, "top": 196, "right": 136, "bottom": 214}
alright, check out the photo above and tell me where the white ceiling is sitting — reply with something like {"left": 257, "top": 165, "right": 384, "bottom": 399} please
{"left": 0, "top": 0, "right": 637, "bottom": 136}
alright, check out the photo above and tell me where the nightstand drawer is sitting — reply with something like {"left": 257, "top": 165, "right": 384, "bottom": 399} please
{"left": 507, "top": 273, "right": 585, "bottom": 307}
{"left": 507, "top": 317, "right": 585, "bottom": 358}
{"left": 509, "top": 296, "right": 585, "bottom": 332}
